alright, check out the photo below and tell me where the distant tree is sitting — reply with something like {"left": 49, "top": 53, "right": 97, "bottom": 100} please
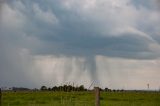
{"left": 40, "top": 86, "right": 47, "bottom": 91}
{"left": 12, "top": 87, "right": 30, "bottom": 91}
{"left": 100, "top": 88, "right": 104, "bottom": 91}
{"left": 105, "top": 87, "right": 112, "bottom": 92}
{"left": 48, "top": 87, "right": 52, "bottom": 91}
{"left": 112, "top": 89, "right": 116, "bottom": 92}
{"left": 120, "top": 89, "right": 124, "bottom": 92}
{"left": 59, "top": 86, "right": 63, "bottom": 91}
{"left": 64, "top": 85, "right": 67, "bottom": 92}
{"left": 52, "top": 86, "right": 58, "bottom": 91}
{"left": 79, "top": 85, "right": 84, "bottom": 91}
{"left": 40, "top": 84, "right": 88, "bottom": 92}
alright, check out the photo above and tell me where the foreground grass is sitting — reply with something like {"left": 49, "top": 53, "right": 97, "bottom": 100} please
{"left": 101, "top": 92, "right": 160, "bottom": 106}
{"left": 1, "top": 91, "right": 160, "bottom": 106}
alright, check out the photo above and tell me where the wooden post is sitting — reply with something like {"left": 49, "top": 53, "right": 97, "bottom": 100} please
{"left": 0, "top": 88, "right": 2, "bottom": 106}
{"left": 94, "top": 87, "right": 100, "bottom": 106}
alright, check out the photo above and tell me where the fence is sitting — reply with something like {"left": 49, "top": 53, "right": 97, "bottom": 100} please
{"left": 94, "top": 87, "right": 100, "bottom": 106}
{"left": 0, "top": 87, "right": 100, "bottom": 106}
{"left": 0, "top": 88, "right": 1, "bottom": 106}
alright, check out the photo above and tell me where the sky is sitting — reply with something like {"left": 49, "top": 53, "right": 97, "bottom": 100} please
{"left": 0, "top": 0, "right": 160, "bottom": 90}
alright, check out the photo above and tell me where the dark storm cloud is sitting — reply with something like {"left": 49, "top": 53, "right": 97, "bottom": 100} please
{"left": 32, "top": 33, "right": 154, "bottom": 59}
{"left": 0, "top": 0, "right": 158, "bottom": 56}
{"left": 1, "top": 0, "right": 157, "bottom": 59}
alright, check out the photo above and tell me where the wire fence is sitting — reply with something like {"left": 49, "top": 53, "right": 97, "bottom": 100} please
{"left": 0, "top": 87, "right": 100, "bottom": 106}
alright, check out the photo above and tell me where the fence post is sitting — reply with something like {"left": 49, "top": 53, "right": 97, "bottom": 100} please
{"left": 0, "top": 88, "right": 2, "bottom": 106}
{"left": 94, "top": 87, "right": 100, "bottom": 106}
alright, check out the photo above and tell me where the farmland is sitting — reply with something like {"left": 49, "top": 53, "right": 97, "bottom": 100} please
{"left": 1, "top": 91, "right": 160, "bottom": 106}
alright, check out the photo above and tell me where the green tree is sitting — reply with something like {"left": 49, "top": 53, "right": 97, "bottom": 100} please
{"left": 40, "top": 86, "right": 47, "bottom": 91}
{"left": 79, "top": 85, "right": 84, "bottom": 91}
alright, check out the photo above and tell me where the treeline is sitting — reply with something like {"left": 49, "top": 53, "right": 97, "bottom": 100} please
{"left": 2, "top": 85, "right": 159, "bottom": 92}
{"left": 40, "top": 85, "right": 87, "bottom": 92}
{"left": 0, "top": 86, "right": 124, "bottom": 92}
{"left": 12, "top": 87, "right": 30, "bottom": 91}
{"left": 40, "top": 85, "right": 125, "bottom": 92}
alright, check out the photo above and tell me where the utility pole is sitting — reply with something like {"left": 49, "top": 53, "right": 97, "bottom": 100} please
{"left": 147, "top": 84, "right": 149, "bottom": 90}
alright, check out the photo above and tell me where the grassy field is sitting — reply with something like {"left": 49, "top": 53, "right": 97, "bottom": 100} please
{"left": 1, "top": 91, "right": 160, "bottom": 106}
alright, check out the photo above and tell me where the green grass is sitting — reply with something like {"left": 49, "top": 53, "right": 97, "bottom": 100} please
{"left": 101, "top": 92, "right": 160, "bottom": 106}
{"left": 1, "top": 91, "right": 160, "bottom": 106}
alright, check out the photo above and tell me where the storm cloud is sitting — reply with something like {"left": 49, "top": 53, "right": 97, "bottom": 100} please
{"left": 0, "top": 0, "right": 160, "bottom": 89}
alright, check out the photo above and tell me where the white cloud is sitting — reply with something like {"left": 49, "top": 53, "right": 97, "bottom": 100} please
{"left": 149, "top": 43, "right": 160, "bottom": 53}
{"left": 60, "top": 0, "right": 159, "bottom": 40}
{"left": 33, "top": 55, "right": 92, "bottom": 87}
{"left": 1, "top": 3, "right": 26, "bottom": 30}
{"left": 33, "top": 3, "right": 58, "bottom": 25}
{"left": 96, "top": 55, "right": 160, "bottom": 90}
